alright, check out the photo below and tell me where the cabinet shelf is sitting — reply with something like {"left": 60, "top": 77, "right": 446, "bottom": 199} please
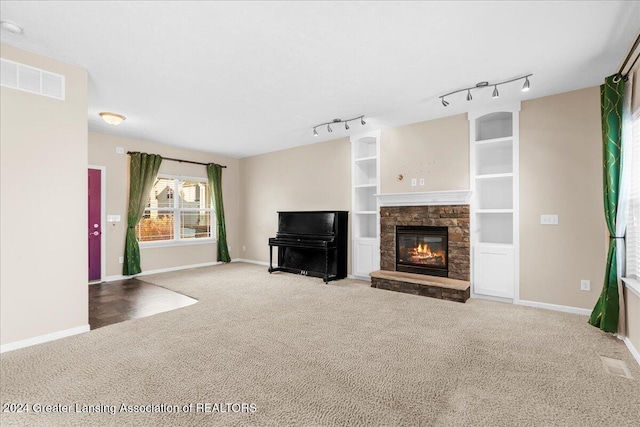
{"left": 355, "top": 211, "right": 377, "bottom": 215}
{"left": 475, "top": 173, "right": 513, "bottom": 180}
{"left": 354, "top": 155, "right": 377, "bottom": 162}
{"left": 475, "top": 136, "right": 513, "bottom": 145}
{"left": 355, "top": 183, "right": 377, "bottom": 188}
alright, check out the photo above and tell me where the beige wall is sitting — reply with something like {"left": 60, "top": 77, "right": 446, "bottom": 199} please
{"left": 380, "top": 114, "right": 469, "bottom": 193}
{"left": 88, "top": 132, "right": 240, "bottom": 278}
{"left": 239, "top": 138, "right": 351, "bottom": 268}
{"left": 1, "top": 44, "right": 88, "bottom": 345}
{"left": 520, "top": 87, "right": 606, "bottom": 308}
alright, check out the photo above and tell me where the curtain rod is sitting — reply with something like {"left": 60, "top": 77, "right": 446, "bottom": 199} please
{"left": 617, "top": 32, "right": 640, "bottom": 80}
{"left": 126, "top": 151, "right": 227, "bottom": 168}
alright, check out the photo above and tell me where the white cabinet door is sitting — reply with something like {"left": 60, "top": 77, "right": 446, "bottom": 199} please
{"left": 354, "top": 238, "right": 376, "bottom": 279}
{"left": 473, "top": 244, "right": 514, "bottom": 298}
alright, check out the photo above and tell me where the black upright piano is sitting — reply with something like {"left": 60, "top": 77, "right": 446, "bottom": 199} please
{"left": 268, "top": 211, "right": 348, "bottom": 283}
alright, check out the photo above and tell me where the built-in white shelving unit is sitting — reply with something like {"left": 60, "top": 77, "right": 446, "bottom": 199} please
{"left": 351, "top": 130, "right": 381, "bottom": 279}
{"left": 469, "top": 106, "right": 520, "bottom": 300}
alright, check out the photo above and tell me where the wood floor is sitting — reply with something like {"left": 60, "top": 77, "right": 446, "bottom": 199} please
{"left": 89, "top": 278, "right": 197, "bottom": 330}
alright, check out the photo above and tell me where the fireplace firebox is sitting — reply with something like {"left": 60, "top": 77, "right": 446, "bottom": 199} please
{"left": 396, "top": 226, "right": 448, "bottom": 277}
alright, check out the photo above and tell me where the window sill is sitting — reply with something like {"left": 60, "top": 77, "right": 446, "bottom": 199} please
{"left": 622, "top": 277, "right": 640, "bottom": 299}
{"left": 139, "top": 238, "right": 216, "bottom": 249}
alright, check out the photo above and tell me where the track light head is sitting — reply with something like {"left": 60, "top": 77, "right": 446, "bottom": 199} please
{"left": 345, "top": 122, "right": 350, "bottom": 130}
{"left": 313, "top": 128, "right": 318, "bottom": 137}
{"left": 492, "top": 85, "right": 499, "bottom": 99}
{"left": 466, "top": 90, "right": 472, "bottom": 101}
{"left": 361, "top": 117, "right": 366, "bottom": 125}
{"left": 522, "top": 76, "right": 530, "bottom": 92}
{"left": 327, "top": 124, "right": 332, "bottom": 133}
{"left": 441, "top": 98, "right": 449, "bottom": 107}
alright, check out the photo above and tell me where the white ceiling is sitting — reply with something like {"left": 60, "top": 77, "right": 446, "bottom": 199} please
{"left": 1, "top": 1, "right": 639, "bottom": 158}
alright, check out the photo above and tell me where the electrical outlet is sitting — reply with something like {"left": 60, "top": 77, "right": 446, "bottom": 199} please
{"left": 228, "top": 245, "right": 232, "bottom": 252}
{"left": 581, "top": 280, "right": 590, "bottom": 291}
{"left": 116, "top": 146, "right": 124, "bottom": 154}
{"left": 118, "top": 256, "right": 124, "bottom": 264}
{"left": 419, "top": 178, "right": 425, "bottom": 186}
{"left": 242, "top": 245, "right": 246, "bottom": 251}
{"left": 411, "top": 178, "right": 417, "bottom": 187}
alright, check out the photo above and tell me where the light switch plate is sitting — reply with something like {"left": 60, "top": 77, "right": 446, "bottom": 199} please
{"left": 540, "top": 214, "right": 559, "bottom": 225}
{"left": 116, "top": 147, "right": 124, "bottom": 154}
{"left": 419, "top": 178, "right": 425, "bottom": 186}
{"left": 107, "top": 215, "right": 121, "bottom": 222}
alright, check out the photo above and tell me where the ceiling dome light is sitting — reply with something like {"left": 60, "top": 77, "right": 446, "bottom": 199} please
{"left": 522, "top": 76, "right": 530, "bottom": 92}
{"left": 492, "top": 85, "right": 499, "bottom": 99}
{"left": 0, "top": 21, "right": 24, "bottom": 34}
{"left": 99, "top": 112, "right": 126, "bottom": 125}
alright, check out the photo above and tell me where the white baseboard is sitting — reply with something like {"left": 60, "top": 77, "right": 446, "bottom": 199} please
{"left": 623, "top": 337, "right": 640, "bottom": 367}
{"left": 1, "top": 324, "right": 90, "bottom": 353}
{"left": 104, "top": 261, "right": 220, "bottom": 282}
{"left": 233, "top": 258, "right": 270, "bottom": 267}
{"left": 471, "top": 293, "right": 514, "bottom": 304}
{"left": 516, "top": 299, "right": 591, "bottom": 316}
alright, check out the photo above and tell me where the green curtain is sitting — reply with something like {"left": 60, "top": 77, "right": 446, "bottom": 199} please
{"left": 207, "top": 163, "right": 231, "bottom": 263}
{"left": 589, "top": 75, "right": 625, "bottom": 333}
{"left": 123, "top": 152, "right": 163, "bottom": 275}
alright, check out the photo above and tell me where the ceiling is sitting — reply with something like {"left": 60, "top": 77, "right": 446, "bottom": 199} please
{"left": 1, "top": 1, "right": 639, "bottom": 158}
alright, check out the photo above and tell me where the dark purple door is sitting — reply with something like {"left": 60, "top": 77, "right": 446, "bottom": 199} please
{"left": 88, "top": 168, "right": 102, "bottom": 281}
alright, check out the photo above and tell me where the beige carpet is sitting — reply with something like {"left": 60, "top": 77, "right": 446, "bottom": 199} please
{"left": 1, "top": 262, "right": 639, "bottom": 426}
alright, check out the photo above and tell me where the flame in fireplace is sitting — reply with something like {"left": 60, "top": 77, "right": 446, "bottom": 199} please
{"left": 408, "top": 242, "right": 446, "bottom": 265}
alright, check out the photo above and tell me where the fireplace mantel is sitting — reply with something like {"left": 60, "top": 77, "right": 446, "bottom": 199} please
{"left": 375, "top": 190, "right": 472, "bottom": 206}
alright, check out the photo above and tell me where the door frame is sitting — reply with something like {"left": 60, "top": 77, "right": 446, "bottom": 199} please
{"left": 88, "top": 165, "right": 106, "bottom": 283}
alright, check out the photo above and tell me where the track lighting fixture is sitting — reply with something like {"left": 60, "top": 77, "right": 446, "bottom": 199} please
{"left": 438, "top": 74, "right": 532, "bottom": 107}
{"left": 312, "top": 115, "right": 366, "bottom": 136}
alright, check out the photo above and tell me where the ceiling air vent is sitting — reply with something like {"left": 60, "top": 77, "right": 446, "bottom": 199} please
{"left": 0, "top": 58, "right": 65, "bottom": 101}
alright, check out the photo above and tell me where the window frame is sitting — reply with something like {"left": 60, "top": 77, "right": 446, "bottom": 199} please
{"left": 622, "top": 108, "right": 640, "bottom": 298}
{"left": 138, "top": 174, "right": 216, "bottom": 248}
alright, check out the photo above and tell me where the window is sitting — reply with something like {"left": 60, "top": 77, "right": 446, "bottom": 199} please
{"left": 626, "top": 110, "right": 640, "bottom": 283}
{"left": 136, "top": 175, "right": 214, "bottom": 245}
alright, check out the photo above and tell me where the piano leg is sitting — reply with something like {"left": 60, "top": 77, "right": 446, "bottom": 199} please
{"left": 324, "top": 249, "right": 329, "bottom": 283}
{"left": 268, "top": 245, "right": 273, "bottom": 273}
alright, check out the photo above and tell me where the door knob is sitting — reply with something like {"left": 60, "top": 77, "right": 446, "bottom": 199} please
{"left": 91, "top": 231, "right": 100, "bottom": 236}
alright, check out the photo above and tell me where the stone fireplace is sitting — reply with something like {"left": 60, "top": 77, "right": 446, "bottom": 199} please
{"left": 380, "top": 205, "right": 470, "bottom": 281}
{"left": 371, "top": 195, "right": 471, "bottom": 302}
